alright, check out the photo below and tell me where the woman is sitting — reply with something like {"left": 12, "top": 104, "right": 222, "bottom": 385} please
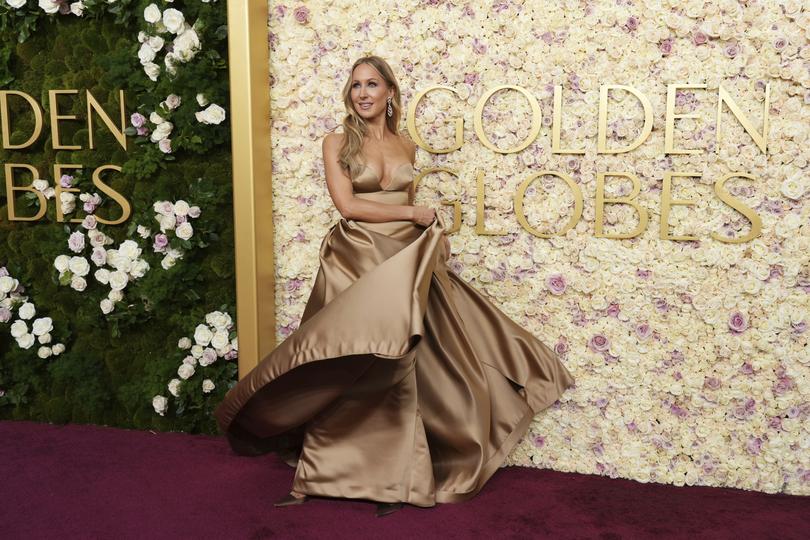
{"left": 213, "top": 56, "right": 575, "bottom": 517}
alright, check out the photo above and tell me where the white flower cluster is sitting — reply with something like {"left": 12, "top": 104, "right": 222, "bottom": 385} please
{"left": 138, "top": 4, "right": 202, "bottom": 81}
{"left": 152, "top": 310, "right": 238, "bottom": 416}
{"left": 54, "top": 223, "right": 150, "bottom": 315}
{"left": 146, "top": 94, "right": 180, "bottom": 153}
{"left": 5, "top": 0, "right": 85, "bottom": 17}
{"left": 138, "top": 199, "right": 202, "bottom": 270}
{"left": 0, "top": 268, "right": 65, "bottom": 359}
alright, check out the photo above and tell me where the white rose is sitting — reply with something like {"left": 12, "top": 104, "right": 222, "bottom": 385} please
{"left": 178, "top": 337, "right": 192, "bottom": 349}
{"left": 195, "top": 103, "right": 226, "bottom": 125}
{"left": 173, "top": 27, "right": 200, "bottom": 62}
{"left": 108, "top": 289, "right": 123, "bottom": 302}
{"left": 37, "top": 346, "right": 53, "bottom": 359}
{"left": 147, "top": 35, "right": 164, "bottom": 52}
{"left": 37, "top": 0, "right": 59, "bottom": 14}
{"left": 88, "top": 229, "right": 106, "bottom": 247}
{"left": 68, "top": 256, "right": 90, "bottom": 277}
{"left": 205, "top": 311, "right": 231, "bottom": 329}
{"left": 136, "top": 225, "right": 151, "bottom": 239}
{"left": 143, "top": 62, "right": 160, "bottom": 81}
{"left": 100, "top": 298, "right": 114, "bottom": 314}
{"left": 18, "top": 302, "right": 35, "bottom": 320}
{"left": 150, "top": 121, "right": 173, "bottom": 143}
{"left": 780, "top": 173, "right": 805, "bottom": 200}
{"left": 70, "top": 276, "right": 87, "bottom": 292}
{"left": 161, "top": 254, "right": 177, "bottom": 270}
{"left": 0, "top": 276, "right": 18, "bottom": 294}
{"left": 32, "top": 317, "right": 53, "bottom": 336}
{"left": 175, "top": 222, "right": 193, "bottom": 240}
{"left": 32, "top": 178, "right": 48, "bottom": 191}
{"left": 54, "top": 255, "right": 70, "bottom": 273}
{"left": 52, "top": 343, "right": 65, "bottom": 355}
{"left": 7, "top": 0, "right": 27, "bottom": 8}
{"left": 94, "top": 268, "right": 111, "bottom": 285}
{"left": 162, "top": 8, "right": 185, "bottom": 34}
{"left": 202, "top": 379, "right": 215, "bottom": 393}
{"left": 177, "top": 363, "right": 195, "bottom": 380}
{"left": 70, "top": 2, "right": 84, "bottom": 16}
{"left": 152, "top": 395, "right": 168, "bottom": 416}
{"left": 130, "top": 259, "right": 150, "bottom": 278}
{"left": 194, "top": 324, "right": 213, "bottom": 346}
{"left": 108, "top": 270, "right": 129, "bottom": 291}
{"left": 210, "top": 330, "right": 229, "bottom": 350}
{"left": 173, "top": 200, "right": 189, "bottom": 216}
{"left": 138, "top": 42, "right": 156, "bottom": 64}
{"left": 37, "top": 332, "right": 51, "bottom": 344}
{"left": 119, "top": 240, "right": 142, "bottom": 260}
{"left": 168, "top": 378, "right": 181, "bottom": 397}
{"left": 149, "top": 111, "right": 164, "bottom": 125}
{"left": 16, "top": 333, "right": 35, "bottom": 349}
{"left": 158, "top": 215, "right": 177, "bottom": 233}
{"left": 143, "top": 3, "right": 161, "bottom": 23}
{"left": 196, "top": 93, "right": 209, "bottom": 106}
{"left": 10, "top": 320, "right": 27, "bottom": 338}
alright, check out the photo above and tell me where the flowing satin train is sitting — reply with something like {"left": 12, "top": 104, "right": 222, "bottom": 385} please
{"left": 214, "top": 210, "right": 575, "bottom": 507}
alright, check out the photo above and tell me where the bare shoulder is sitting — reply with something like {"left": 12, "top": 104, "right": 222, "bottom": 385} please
{"left": 322, "top": 132, "right": 344, "bottom": 152}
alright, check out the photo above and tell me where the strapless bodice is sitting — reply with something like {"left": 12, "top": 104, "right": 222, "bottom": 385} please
{"left": 352, "top": 162, "right": 415, "bottom": 193}
{"left": 348, "top": 161, "right": 416, "bottom": 239}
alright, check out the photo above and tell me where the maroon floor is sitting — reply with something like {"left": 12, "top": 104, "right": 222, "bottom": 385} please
{"left": 1, "top": 420, "right": 807, "bottom": 539}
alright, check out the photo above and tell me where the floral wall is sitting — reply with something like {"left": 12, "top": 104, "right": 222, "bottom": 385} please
{"left": 267, "top": 0, "right": 809, "bottom": 495}
{"left": 1, "top": 1, "right": 237, "bottom": 434}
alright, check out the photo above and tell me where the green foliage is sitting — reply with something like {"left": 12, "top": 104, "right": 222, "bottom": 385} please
{"left": 0, "top": 2, "right": 235, "bottom": 435}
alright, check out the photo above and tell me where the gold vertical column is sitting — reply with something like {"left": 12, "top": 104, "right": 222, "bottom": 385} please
{"left": 226, "top": 1, "right": 275, "bottom": 378}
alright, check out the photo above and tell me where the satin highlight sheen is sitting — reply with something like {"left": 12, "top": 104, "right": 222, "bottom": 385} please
{"left": 213, "top": 162, "right": 575, "bottom": 506}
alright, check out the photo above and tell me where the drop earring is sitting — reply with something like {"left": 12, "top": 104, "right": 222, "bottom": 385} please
{"left": 387, "top": 96, "right": 393, "bottom": 117}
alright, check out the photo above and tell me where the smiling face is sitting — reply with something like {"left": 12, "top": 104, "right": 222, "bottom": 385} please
{"left": 350, "top": 63, "right": 394, "bottom": 121}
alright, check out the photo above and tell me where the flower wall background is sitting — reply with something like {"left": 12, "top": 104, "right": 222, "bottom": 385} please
{"left": 0, "top": 1, "right": 237, "bottom": 434}
{"left": 268, "top": 0, "right": 809, "bottom": 495}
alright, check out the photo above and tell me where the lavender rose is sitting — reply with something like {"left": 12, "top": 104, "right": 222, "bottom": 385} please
{"left": 728, "top": 311, "right": 748, "bottom": 333}
{"left": 588, "top": 333, "right": 610, "bottom": 352}
{"left": 545, "top": 273, "right": 567, "bottom": 295}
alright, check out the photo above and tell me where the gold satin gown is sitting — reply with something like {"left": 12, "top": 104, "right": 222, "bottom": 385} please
{"left": 213, "top": 161, "right": 576, "bottom": 507}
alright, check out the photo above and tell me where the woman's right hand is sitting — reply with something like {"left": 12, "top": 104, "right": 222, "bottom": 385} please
{"left": 411, "top": 205, "right": 436, "bottom": 227}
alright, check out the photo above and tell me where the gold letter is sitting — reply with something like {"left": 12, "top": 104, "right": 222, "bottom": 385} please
{"left": 0, "top": 91, "right": 44, "bottom": 150}
{"left": 475, "top": 169, "right": 506, "bottom": 235}
{"left": 597, "top": 85, "right": 653, "bottom": 154}
{"left": 551, "top": 85, "right": 585, "bottom": 154}
{"left": 716, "top": 84, "right": 769, "bottom": 154}
{"left": 87, "top": 89, "right": 128, "bottom": 151}
{"left": 4, "top": 163, "right": 47, "bottom": 221}
{"left": 594, "top": 172, "right": 649, "bottom": 239}
{"left": 49, "top": 89, "right": 82, "bottom": 150}
{"left": 515, "top": 171, "right": 583, "bottom": 238}
{"left": 711, "top": 172, "right": 762, "bottom": 243}
{"left": 91, "top": 165, "right": 131, "bottom": 225}
{"left": 406, "top": 85, "right": 463, "bottom": 154}
{"left": 664, "top": 84, "right": 706, "bottom": 155}
{"left": 473, "top": 85, "right": 541, "bottom": 154}
{"left": 660, "top": 172, "right": 699, "bottom": 240}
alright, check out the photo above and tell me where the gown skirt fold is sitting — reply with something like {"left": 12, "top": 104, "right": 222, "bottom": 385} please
{"left": 213, "top": 211, "right": 576, "bottom": 507}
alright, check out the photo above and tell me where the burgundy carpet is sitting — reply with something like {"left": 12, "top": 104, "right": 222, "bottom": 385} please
{"left": 1, "top": 420, "right": 807, "bottom": 539}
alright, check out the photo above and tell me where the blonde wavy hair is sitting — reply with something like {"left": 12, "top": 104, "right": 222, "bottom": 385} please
{"left": 337, "top": 56, "right": 403, "bottom": 179}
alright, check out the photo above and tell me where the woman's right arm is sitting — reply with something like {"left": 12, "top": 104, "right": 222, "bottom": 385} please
{"left": 322, "top": 134, "right": 415, "bottom": 223}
